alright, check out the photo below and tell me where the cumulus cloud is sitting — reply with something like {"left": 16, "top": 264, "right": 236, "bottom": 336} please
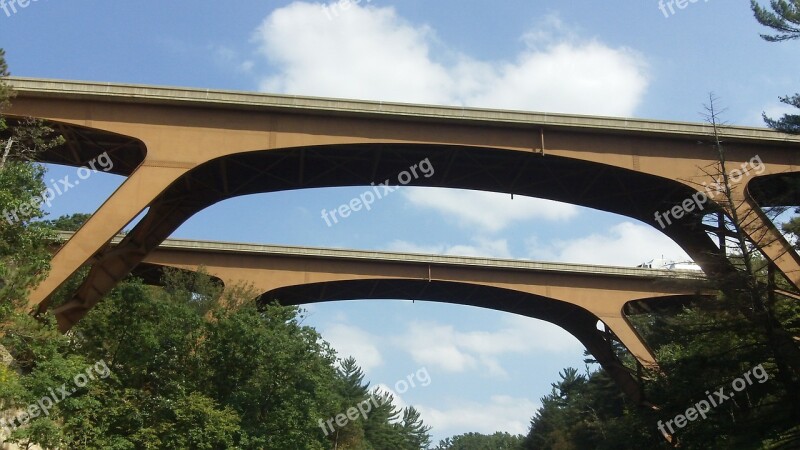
{"left": 323, "top": 323, "right": 384, "bottom": 372}
{"left": 254, "top": 2, "right": 453, "bottom": 104}
{"left": 210, "top": 44, "right": 255, "bottom": 74}
{"left": 403, "top": 188, "right": 578, "bottom": 233}
{"left": 527, "top": 221, "right": 691, "bottom": 266}
{"left": 251, "top": 2, "right": 649, "bottom": 115}
{"left": 394, "top": 316, "right": 583, "bottom": 378}
{"left": 386, "top": 237, "right": 512, "bottom": 258}
{"left": 417, "top": 395, "right": 540, "bottom": 437}
{"left": 246, "top": 3, "right": 649, "bottom": 238}
{"left": 748, "top": 102, "right": 799, "bottom": 127}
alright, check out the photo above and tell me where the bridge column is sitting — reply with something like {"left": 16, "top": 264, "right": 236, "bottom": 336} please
{"left": 560, "top": 313, "right": 652, "bottom": 405}
{"left": 736, "top": 192, "right": 800, "bottom": 291}
{"left": 601, "top": 316, "right": 657, "bottom": 367}
{"left": 27, "top": 163, "right": 191, "bottom": 315}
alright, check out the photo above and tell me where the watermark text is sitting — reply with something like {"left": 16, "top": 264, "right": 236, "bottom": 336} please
{"left": 2, "top": 151, "right": 114, "bottom": 226}
{"left": 1, "top": 0, "right": 41, "bottom": 18}
{"left": 321, "top": 157, "right": 434, "bottom": 227}
{"left": 319, "top": 366, "right": 431, "bottom": 436}
{"left": 654, "top": 155, "right": 765, "bottom": 229}
{"left": 1, "top": 360, "right": 111, "bottom": 439}
{"left": 657, "top": 364, "right": 769, "bottom": 436}
{"left": 659, "top": 0, "right": 710, "bottom": 18}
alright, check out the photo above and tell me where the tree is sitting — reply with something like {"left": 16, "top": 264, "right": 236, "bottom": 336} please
{"left": 436, "top": 432, "right": 524, "bottom": 450}
{"left": 400, "top": 406, "right": 432, "bottom": 450}
{"left": 329, "top": 357, "right": 371, "bottom": 449}
{"left": 752, "top": 1, "right": 800, "bottom": 133}
{"left": 0, "top": 49, "right": 61, "bottom": 322}
{"left": 362, "top": 390, "right": 406, "bottom": 449}
{"left": 42, "top": 213, "right": 92, "bottom": 232}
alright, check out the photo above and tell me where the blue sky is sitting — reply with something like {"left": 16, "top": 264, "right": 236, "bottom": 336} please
{"left": 2, "top": 0, "right": 800, "bottom": 442}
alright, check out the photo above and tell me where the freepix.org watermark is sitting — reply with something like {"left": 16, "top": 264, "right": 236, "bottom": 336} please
{"left": 658, "top": 0, "right": 710, "bottom": 18}
{"left": 1, "top": 360, "right": 111, "bottom": 438}
{"left": 321, "top": 157, "right": 434, "bottom": 227}
{"left": 318, "top": 367, "right": 431, "bottom": 437}
{"left": 656, "top": 364, "right": 769, "bottom": 437}
{"left": 1, "top": 0, "right": 40, "bottom": 18}
{"left": 2, "top": 151, "right": 114, "bottom": 225}
{"left": 654, "top": 155, "right": 765, "bottom": 230}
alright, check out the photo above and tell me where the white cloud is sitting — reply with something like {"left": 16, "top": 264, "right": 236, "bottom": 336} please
{"left": 458, "top": 41, "right": 647, "bottom": 115}
{"left": 254, "top": 2, "right": 452, "bottom": 105}
{"left": 248, "top": 4, "right": 646, "bottom": 240}
{"left": 209, "top": 44, "right": 255, "bottom": 74}
{"left": 528, "top": 221, "right": 691, "bottom": 266}
{"left": 394, "top": 316, "right": 583, "bottom": 377}
{"left": 746, "top": 102, "right": 798, "bottom": 127}
{"left": 251, "top": 3, "right": 649, "bottom": 116}
{"left": 386, "top": 237, "right": 512, "bottom": 258}
{"left": 403, "top": 188, "right": 578, "bottom": 234}
{"left": 324, "top": 323, "right": 384, "bottom": 372}
{"left": 417, "top": 395, "right": 539, "bottom": 437}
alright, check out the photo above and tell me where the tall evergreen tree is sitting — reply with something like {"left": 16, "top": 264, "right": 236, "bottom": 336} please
{"left": 752, "top": 1, "right": 800, "bottom": 133}
{"left": 338, "top": 356, "right": 371, "bottom": 402}
{"left": 400, "top": 406, "right": 432, "bottom": 449}
{"left": 363, "top": 390, "right": 406, "bottom": 449}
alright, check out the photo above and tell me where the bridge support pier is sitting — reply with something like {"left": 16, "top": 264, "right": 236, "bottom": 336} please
{"left": 736, "top": 193, "right": 800, "bottom": 291}
{"left": 562, "top": 314, "right": 654, "bottom": 405}
{"left": 27, "top": 163, "right": 190, "bottom": 325}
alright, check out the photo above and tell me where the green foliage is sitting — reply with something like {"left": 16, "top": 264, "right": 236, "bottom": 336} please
{"left": 752, "top": 0, "right": 800, "bottom": 42}
{"left": 0, "top": 48, "right": 61, "bottom": 321}
{"left": 363, "top": 390, "right": 407, "bottom": 449}
{"left": 762, "top": 94, "right": 800, "bottom": 134}
{"left": 42, "top": 213, "right": 93, "bottom": 232}
{"left": 401, "top": 406, "right": 432, "bottom": 449}
{"left": 436, "top": 431, "right": 525, "bottom": 450}
{"left": 524, "top": 367, "right": 655, "bottom": 450}
{"left": 1, "top": 263, "right": 434, "bottom": 448}
{"left": 323, "top": 357, "right": 431, "bottom": 449}
{"left": 752, "top": 1, "right": 800, "bottom": 133}
{"left": 330, "top": 356, "right": 372, "bottom": 448}
{"left": 523, "top": 296, "right": 800, "bottom": 449}
{"left": 783, "top": 214, "right": 800, "bottom": 250}
{"left": 0, "top": 49, "right": 11, "bottom": 120}
{"left": 0, "top": 313, "right": 99, "bottom": 448}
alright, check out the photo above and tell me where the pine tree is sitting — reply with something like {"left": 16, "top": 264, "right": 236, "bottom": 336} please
{"left": 363, "top": 390, "right": 406, "bottom": 449}
{"left": 400, "top": 406, "right": 432, "bottom": 449}
{"left": 752, "top": 1, "right": 800, "bottom": 133}
{"left": 339, "top": 356, "right": 370, "bottom": 401}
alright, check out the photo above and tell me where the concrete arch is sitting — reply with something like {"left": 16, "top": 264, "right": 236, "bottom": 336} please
{"left": 32, "top": 140, "right": 734, "bottom": 328}
{"left": 260, "top": 278, "right": 652, "bottom": 403}
{"left": 99, "top": 232, "right": 711, "bottom": 403}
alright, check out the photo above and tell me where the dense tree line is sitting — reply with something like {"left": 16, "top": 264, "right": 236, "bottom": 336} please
{"left": 434, "top": 432, "right": 525, "bottom": 449}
